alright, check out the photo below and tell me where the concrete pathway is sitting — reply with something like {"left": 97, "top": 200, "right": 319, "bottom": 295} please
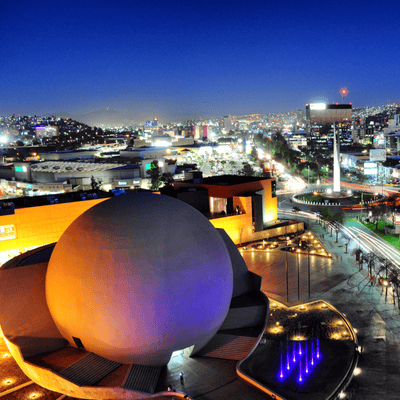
{"left": 293, "top": 218, "right": 400, "bottom": 399}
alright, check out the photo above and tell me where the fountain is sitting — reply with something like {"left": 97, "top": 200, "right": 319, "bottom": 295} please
{"left": 278, "top": 335, "right": 322, "bottom": 384}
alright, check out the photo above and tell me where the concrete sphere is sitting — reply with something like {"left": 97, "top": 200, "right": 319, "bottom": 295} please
{"left": 45, "top": 193, "right": 233, "bottom": 365}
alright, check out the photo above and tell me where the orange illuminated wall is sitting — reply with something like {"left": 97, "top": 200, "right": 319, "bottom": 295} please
{"left": 175, "top": 178, "right": 278, "bottom": 223}
{"left": 0, "top": 198, "right": 108, "bottom": 256}
{"left": 210, "top": 213, "right": 252, "bottom": 245}
{"left": 261, "top": 180, "right": 278, "bottom": 223}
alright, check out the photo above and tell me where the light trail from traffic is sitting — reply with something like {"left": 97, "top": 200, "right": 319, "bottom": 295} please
{"left": 347, "top": 227, "right": 400, "bottom": 269}
{"left": 279, "top": 209, "right": 400, "bottom": 269}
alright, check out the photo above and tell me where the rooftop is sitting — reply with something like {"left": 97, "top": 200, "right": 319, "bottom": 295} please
{"left": 193, "top": 175, "right": 273, "bottom": 186}
{"left": 30, "top": 161, "right": 128, "bottom": 173}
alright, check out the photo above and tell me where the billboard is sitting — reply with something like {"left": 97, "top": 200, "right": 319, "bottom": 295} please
{"left": 370, "top": 149, "right": 387, "bottom": 162}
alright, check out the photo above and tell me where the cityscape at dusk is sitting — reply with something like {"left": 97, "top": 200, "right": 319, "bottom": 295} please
{"left": 2, "top": 1, "right": 400, "bottom": 400}
{"left": 2, "top": 0, "right": 400, "bottom": 121}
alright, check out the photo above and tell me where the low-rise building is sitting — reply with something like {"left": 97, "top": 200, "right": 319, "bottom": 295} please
{"left": 173, "top": 174, "right": 280, "bottom": 244}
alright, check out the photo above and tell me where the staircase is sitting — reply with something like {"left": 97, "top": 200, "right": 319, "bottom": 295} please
{"left": 220, "top": 304, "right": 267, "bottom": 330}
{"left": 194, "top": 290, "right": 268, "bottom": 361}
{"left": 122, "top": 363, "right": 163, "bottom": 393}
{"left": 194, "top": 334, "right": 258, "bottom": 360}
{"left": 58, "top": 352, "right": 121, "bottom": 386}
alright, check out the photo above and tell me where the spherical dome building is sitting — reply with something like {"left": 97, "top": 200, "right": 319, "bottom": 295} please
{"left": 45, "top": 193, "right": 234, "bottom": 365}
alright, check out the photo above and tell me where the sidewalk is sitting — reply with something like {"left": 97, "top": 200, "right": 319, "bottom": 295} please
{"left": 307, "top": 219, "right": 400, "bottom": 399}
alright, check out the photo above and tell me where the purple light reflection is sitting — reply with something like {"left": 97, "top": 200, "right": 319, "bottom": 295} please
{"left": 286, "top": 341, "right": 290, "bottom": 370}
{"left": 305, "top": 341, "right": 309, "bottom": 374}
{"left": 292, "top": 341, "right": 296, "bottom": 363}
{"left": 277, "top": 339, "right": 322, "bottom": 386}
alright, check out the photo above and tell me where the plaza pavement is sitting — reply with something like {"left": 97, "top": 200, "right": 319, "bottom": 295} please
{"left": 284, "top": 218, "right": 400, "bottom": 400}
{"left": 163, "top": 218, "right": 400, "bottom": 400}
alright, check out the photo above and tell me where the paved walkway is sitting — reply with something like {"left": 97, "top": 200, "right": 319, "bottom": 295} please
{"left": 294, "top": 218, "right": 400, "bottom": 399}
{"left": 165, "top": 218, "right": 400, "bottom": 400}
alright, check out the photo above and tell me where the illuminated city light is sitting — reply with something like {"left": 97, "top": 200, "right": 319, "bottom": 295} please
{"left": 310, "top": 103, "right": 327, "bottom": 110}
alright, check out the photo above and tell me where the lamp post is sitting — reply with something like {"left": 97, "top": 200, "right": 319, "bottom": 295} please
{"left": 360, "top": 192, "right": 363, "bottom": 222}
{"left": 285, "top": 248, "right": 289, "bottom": 303}
{"left": 385, "top": 262, "right": 389, "bottom": 303}
{"left": 297, "top": 251, "right": 300, "bottom": 301}
{"left": 308, "top": 245, "right": 311, "bottom": 299}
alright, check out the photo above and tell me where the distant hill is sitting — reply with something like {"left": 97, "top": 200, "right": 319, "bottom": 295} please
{"left": 73, "top": 109, "right": 136, "bottom": 128}
{"left": 47, "top": 111, "right": 76, "bottom": 119}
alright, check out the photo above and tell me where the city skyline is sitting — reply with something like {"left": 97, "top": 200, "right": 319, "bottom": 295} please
{"left": 2, "top": 0, "right": 400, "bottom": 121}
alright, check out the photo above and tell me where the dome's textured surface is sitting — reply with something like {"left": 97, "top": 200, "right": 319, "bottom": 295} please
{"left": 46, "top": 193, "right": 233, "bottom": 365}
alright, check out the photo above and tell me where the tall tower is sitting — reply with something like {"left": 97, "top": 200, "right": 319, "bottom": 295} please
{"left": 339, "top": 87, "right": 349, "bottom": 104}
{"left": 333, "top": 124, "right": 341, "bottom": 193}
{"left": 223, "top": 116, "right": 232, "bottom": 132}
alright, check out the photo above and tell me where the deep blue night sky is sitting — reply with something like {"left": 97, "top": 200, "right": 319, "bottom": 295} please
{"left": 1, "top": 0, "right": 399, "bottom": 121}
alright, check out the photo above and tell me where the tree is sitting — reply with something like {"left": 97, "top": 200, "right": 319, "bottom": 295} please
{"left": 371, "top": 204, "right": 386, "bottom": 230}
{"left": 91, "top": 175, "right": 102, "bottom": 190}
{"left": 239, "top": 162, "right": 255, "bottom": 176}
{"left": 320, "top": 166, "right": 328, "bottom": 179}
{"left": 302, "top": 167, "right": 316, "bottom": 183}
{"left": 332, "top": 210, "right": 345, "bottom": 225}
{"left": 316, "top": 207, "right": 333, "bottom": 224}
{"left": 250, "top": 147, "right": 258, "bottom": 162}
{"left": 361, "top": 252, "right": 380, "bottom": 277}
{"left": 357, "top": 172, "right": 367, "bottom": 183}
{"left": 160, "top": 172, "right": 174, "bottom": 187}
{"left": 341, "top": 233, "right": 351, "bottom": 253}
{"left": 148, "top": 160, "right": 162, "bottom": 191}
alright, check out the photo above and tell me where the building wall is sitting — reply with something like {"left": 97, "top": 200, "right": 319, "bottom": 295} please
{"left": 31, "top": 168, "right": 140, "bottom": 184}
{"left": 0, "top": 189, "right": 279, "bottom": 264}
{"left": 0, "top": 262, "right": 67, "bottom": 357}
{"left": 232, "top": 196, "right": 252, "bottom": 215}
{"left": 0, "top": 198, "right": 108, "bottom": 264}
{"left": 175, "top": 178, "right": 278, "bottom": 224}
{"left": 210, "top": 216, "right": 304, "bottom": 245}
{"left": 39, "top": 150, "right": 97, "bottom": 161}
{"left": 210, "top": 213, "right": 253, "bottom": 245}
